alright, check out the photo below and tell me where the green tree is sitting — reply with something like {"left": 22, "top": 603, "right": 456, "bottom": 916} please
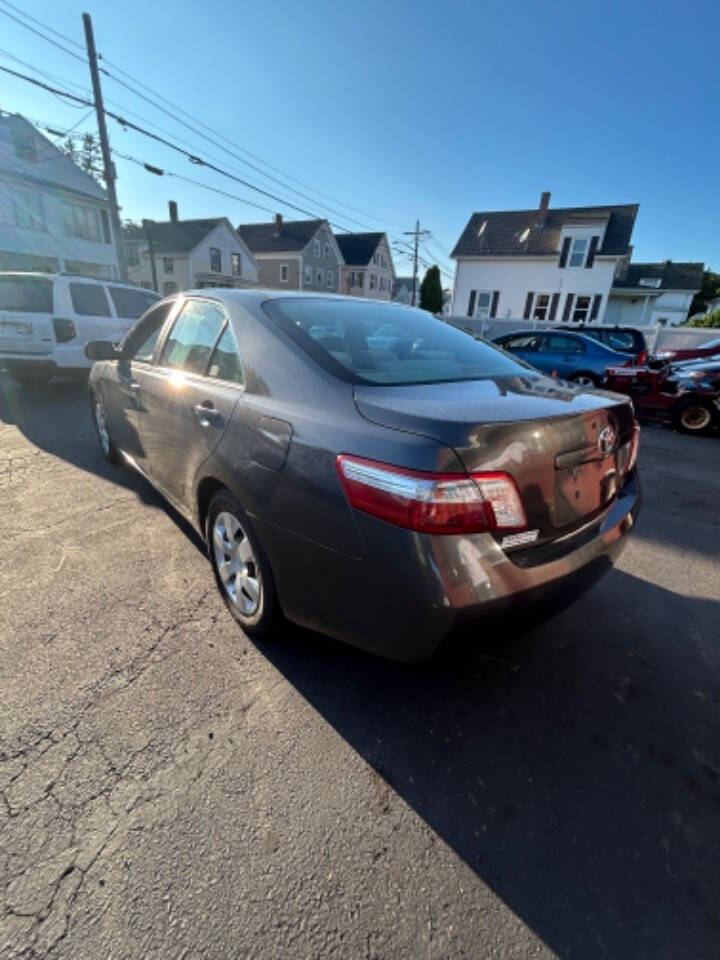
{"left": 60, "top": 132, "right": 104, "bottom": 184}
{"left": 420, "top": 265, "right": 443, "bottom": 314}
{"left": 688, "top": 269, "right": 720, "bottom": 317}
{"left": 688, "top": 308, "right": 720, "bottom": 328}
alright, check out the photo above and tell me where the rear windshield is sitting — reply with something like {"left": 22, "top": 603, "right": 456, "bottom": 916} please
{"left": 0, "top": 276, "right": 53, "bottom": 313}
{"left": 603, "top": 330, "right": 643, "bottom": 352}
{"left": 264, "top": 298, "right": 528, "bottom": 385}
{"left": 108, "top": 286, "right": 160, "bottom": 319}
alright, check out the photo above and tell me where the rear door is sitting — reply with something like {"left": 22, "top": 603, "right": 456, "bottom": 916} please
{"left": 139, "top": 298, "right": 243, "bottom": 506}
{"left": 66, "top": 281, "right": 119, "bottom": 347}
{"left": 539, "top": 333, "right": 586, "bottom": 378}
{"left": 0, "top": 274, "right": 55, "bottom": 355}
{"left": 106, "top": 285, "right": 161, "bottom": 338}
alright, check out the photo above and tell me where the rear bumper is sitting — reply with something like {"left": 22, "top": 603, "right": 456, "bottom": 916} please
{"left": 0, "top": 347, "right": 90, "bottom": 371}
{"left": 254, "top": 471, "right": 641, "bottom": 661}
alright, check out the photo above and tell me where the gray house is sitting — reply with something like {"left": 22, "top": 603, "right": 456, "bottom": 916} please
{"left": 237, "top": 215, "right": 344, "bottom": 292}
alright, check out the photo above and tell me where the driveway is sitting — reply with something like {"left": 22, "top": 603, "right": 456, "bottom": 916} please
{"left": 1, "top": 374, "right": 719, "bottom": 959}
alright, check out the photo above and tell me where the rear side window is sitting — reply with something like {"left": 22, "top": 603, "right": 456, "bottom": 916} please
{"left": 264, "top": 299, "right": 526, "bottom": 385}
{"left": 160, "top": 299, "right": 225, "bottom": 375}
{"left": 69, "top": 282, "right": 111, "bottom": 317}
{"left": 207, "top": 324, "right": 243, "bottom": 385}
{"left": 543, "top": 334, "right": 584, "bottom": 354}
{"left": 0, "top": 276, "right": 53, "bottom": 313}
{"left": 108, "top": 286, "right": 159, "bottom": 319}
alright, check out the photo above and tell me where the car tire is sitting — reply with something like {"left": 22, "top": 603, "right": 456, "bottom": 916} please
{"left": 206, "top": 490, "right": 279, "bottom": 639}
{"left": 90, "top": 392, "right": 121, "bottom": 463}
{"left": 672, "top": 398, "right": 715, "bottom": 434}
{"left": 8, "top": 365, "right": 53, "bottom": 387}
{"left": 569, "top": 372, "right": 598, "bottom": 387}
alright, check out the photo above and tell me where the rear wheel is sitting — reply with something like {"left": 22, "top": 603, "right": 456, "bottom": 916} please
{"left": 672, "top": 399, "right": 715, "bottom": 434}
{"left": 569, "top": 372, "right": 598, "bottom": 387}
{"left": 206, "top": 490, "right": 278, "bottom": 638}
{"left": 91, "top": 393, "right": 121, "bottom": 463}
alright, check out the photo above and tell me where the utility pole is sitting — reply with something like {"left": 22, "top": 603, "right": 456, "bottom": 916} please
{"left": 82, "top": 12, "right": 128, "bottom": 281}
{"left": 142, "top": 219, "right": 159, "bottom": 292}
{"left": 403, "top": 220, "right": 431, "bottom": 306}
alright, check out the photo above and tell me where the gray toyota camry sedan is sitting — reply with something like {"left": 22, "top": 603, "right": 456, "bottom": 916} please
{"left": 87, "top": 290, "right": 640, "bottom": 661}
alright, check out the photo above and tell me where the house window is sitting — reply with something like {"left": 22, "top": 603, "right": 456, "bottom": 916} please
{"left": 12, "top": 131, "right": 36, "bottom": 163}
{"left": 163, "top": 281, "right": 178, "bottom": 296}
{"left": 314, "top": 239, "right": 320, "bottom": 258}
{"left": 355, "top": 271, "right": 363, "bottom": 288}
{"left": 474, "top": 291, "right": 492, "bottom": 321}
{"left": 62, "top": 202, "right": 102, "bottom": 242}
{"left": 280, "top": 263, "right": 289, "bottom": 282}
{"left": 304, "top": 264, "right": 312, "bottom": 285}
{"left": 369, "top": 273, "right": 376, "bottom": 290}
{"left": 532, "top": 293, "right": 551, "bottom": 321}
{"left": 125, "top": 244, "right": 140, "bottom": 267}
{"left": 467, "top": 291, "right": 476, "bottom": 317}
{"left": 13, "top": 190, "right": 45, "bottom": 230}
{"left": 572, "top": 295, "right": 592, "bottom": 323}
{"left": 231, "top": 253, "right": 241, "bottom": 276}
{"left": 163, "top": 257, "right": 174, "bottom": 274}
{"left": 316, "top": 268, "right": 324, "bottom": 286}
{"left": 568, "top": 238, "right": 588, "bottom": 267}
{"left": 372, "top": 253, "right": 378, "bottom": 265}
{"left": 100, "top": 209, "right": 111, "bottom": 244}
{"left": 324, "top": 243, "right": 330, "bottom": 259}
{"left": 326, "top": 270, "right": 333, "bottom": 288}
{"left": 210, "top": 247, "right": 221, "bottom": 272}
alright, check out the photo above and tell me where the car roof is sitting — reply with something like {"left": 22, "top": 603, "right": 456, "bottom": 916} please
{"left": 0, "top": 271, "right": 159, "bottom": 294}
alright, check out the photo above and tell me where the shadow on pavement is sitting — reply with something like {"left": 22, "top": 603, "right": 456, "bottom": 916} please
{"left": 0, "top": 374, "right": 205, "bottom": 554}
{"left": 264, "top": 570, "right": 720, "bottom": 960}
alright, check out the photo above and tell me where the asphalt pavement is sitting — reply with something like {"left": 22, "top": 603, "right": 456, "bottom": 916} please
{"left": 1, "top": 373, "right": 719, "bottom": 959}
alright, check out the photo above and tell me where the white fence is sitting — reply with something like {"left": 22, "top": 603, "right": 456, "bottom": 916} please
{"left": 446, "top": 316, "right": 719, "bottom": 353}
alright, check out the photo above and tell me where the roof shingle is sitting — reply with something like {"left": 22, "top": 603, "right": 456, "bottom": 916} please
{"left": 237, "top": 219, "right": 324, "bottom": 253}
{"left": 123, "top": 218, "right": 223, "bottom": 254}
{"left": 334, "top": 232, "right": 384, "bottom": 266}
{"left": 613, "top": 261, "right": 704, "bottom": 291}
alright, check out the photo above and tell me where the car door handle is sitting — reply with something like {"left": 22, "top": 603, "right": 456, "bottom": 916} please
{"left": 194, "top": 401, "right": 222, "bottom": 426}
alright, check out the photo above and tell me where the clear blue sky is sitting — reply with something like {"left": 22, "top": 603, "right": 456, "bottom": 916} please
{"left": 1, "top": 0, "right": 718, "bottom": 279}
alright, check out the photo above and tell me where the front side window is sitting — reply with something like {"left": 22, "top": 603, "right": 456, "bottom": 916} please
{"left": 122, "top": 301, "right": 175, "bottom": 363}
{"left": 163, "top": 257, "right": 174, "bottom": 274}
{"left": 160, "top": 299, "right": 226, "bottom": 375}
{"left": 568, "top": 238, "right": 588, "bottom": 267}
{"left": 231, "top": 253, "right": 241, "bottom": 276}
{"left": 209, "top": 247, "right": 221, "bottom": 273}
{"left": 108, "top": 286, "right": 159, "bottom": 319}
{"left": 532, "top": 293, "right": 551, "bottom": 321}
{"left": 502, "top": 334, "right": 541, "bottom": 351}
{"left": 207, "top": 323, "right": 244, "bottom": 385}
{"left": 69, "top": 282, "right": 111, "bottom": 317}
{"left": 280, "top": 263, "right": 289, "bottom": 282}
{"left": 572, "top": 295, "right": 591, "bottom": 323}
{"left": 263, "top": 298, "right": 528, "bottom": 386}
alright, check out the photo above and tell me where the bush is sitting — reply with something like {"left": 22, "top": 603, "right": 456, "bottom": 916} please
{"left": 688, "top": 309, "right": 720, "bottom": 328}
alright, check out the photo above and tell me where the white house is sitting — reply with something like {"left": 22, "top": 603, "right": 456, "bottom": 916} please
{"left": 606, "top": 260, "right": 704, "bottom": 327}
{"left": 123, "top": 202, "right": 258, "bottom": 294}
{"left": 451, "top": 192, "right": 638, "bottom": 326}
{"left": 0, "top": 112, "right": 120, "bottom": 278}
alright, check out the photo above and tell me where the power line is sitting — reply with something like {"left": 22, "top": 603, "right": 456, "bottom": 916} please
{"left": 0, "top": 4, "right": 86, "bottom": 64}
{"left": 0, "top": 0, "right": 85, "bottom": 50}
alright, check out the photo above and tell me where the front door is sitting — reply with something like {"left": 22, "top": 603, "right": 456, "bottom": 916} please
{"left": 138, "top": 298, "right": 244, "bottom": 509}
{"left": 103, "top": 300, "right": 177, "bottom": 462}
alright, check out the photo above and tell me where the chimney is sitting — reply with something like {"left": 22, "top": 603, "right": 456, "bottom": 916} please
{"left": 274, "top": 212, "right": 283, "bottom": 233}
{"left": 168, "top": 200, "right": 178, "bottom": 223}
{"left": 537, "top": 191, "right": 551, "bottom": 225}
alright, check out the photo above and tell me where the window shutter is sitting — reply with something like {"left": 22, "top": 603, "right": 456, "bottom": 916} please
{"left": 590, "top": 294, "right": 602, "bottom": 320}
{"left": 561, "top": 293, "right": 574, "bottom": 322}
{"left": 586, "top": 236, "right": 599, "bottom": 268}
{"left": 549, "top": 292, "right": 560, "bottom": 321}
{"left": 467, "top": 290, "right": 476, "bottom": 318}
{"left": 523, "top": 291, "right": 534, "bottom": 320}
{"left": 490, "top": 291, "right": 500, "bottom": 318}
{"left": 559, "top": 237, "right": 571, "bottom": 268}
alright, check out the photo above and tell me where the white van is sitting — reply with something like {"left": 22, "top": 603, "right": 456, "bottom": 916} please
{"left": 0, "top": 272, "right": 160, "bottom": 385}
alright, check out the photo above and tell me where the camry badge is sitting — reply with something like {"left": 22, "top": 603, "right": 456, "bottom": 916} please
{"left": 598, "top": 425, "right": 617, "bottom": 455}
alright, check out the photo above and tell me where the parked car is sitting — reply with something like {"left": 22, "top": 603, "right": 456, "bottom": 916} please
{"left": 493, "top": 330, "right": 630, "bottom": 386}
{"left": 87, "top": 291, "right": 640, "bottom": 661}
{"left": 0, "top": 272, "right": 160, "bottom": 385}
{"left": 651, "top": 336, "right": 720, "bottom": 365}
{"left": 605, "top": 358, "right": 720, "bottom": 433}
{"left": 556, "top": 324, "right": 647, "bottom": 363}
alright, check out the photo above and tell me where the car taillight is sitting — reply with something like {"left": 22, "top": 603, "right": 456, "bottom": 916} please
{"left": 336, "top": 455, "right": 527, "bottom": 534}
{"left": 636, "top": 349, "right": 647, "bottom": 365}
{"left": 53, "top": 318, "right": 77, "bottom": 343}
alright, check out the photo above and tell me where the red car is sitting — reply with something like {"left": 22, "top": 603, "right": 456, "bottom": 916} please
{"left": 652, "top": 335, "right": 720, "bottom": 365}
{"left": 605, "top": 359, "right": 720, "bottom": 434}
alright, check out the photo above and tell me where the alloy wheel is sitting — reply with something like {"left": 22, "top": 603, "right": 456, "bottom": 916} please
{"left": 680, "top": 405, "right": 711, "bottom": 431}
{"left": 212, "top": 511, "right": 262, "bottom": 615}
{"left": 573, "top": 374, "right": 595, "bottom": 387}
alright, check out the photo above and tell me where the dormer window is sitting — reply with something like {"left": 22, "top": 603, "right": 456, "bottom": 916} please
{"left": 568, "top": 237, "right": 588, "bottom": 267}
{"left": 518, "top": 227, "right": 530, "bottom": 243}
{"left": 477, "top": 220, "right": 487, "bottom": 237}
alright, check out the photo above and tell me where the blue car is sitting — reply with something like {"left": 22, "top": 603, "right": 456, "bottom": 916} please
{"left": 493, "top": 329, "right": 628, "bottom": 386}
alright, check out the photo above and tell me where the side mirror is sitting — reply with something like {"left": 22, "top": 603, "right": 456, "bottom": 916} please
{"left": 85, "top": 340, "right": 120, "bottom": 361}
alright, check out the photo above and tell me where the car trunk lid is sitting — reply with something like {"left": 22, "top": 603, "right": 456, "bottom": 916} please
{"left": 354, "top": 374, "right": 636, "bottom": 545}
